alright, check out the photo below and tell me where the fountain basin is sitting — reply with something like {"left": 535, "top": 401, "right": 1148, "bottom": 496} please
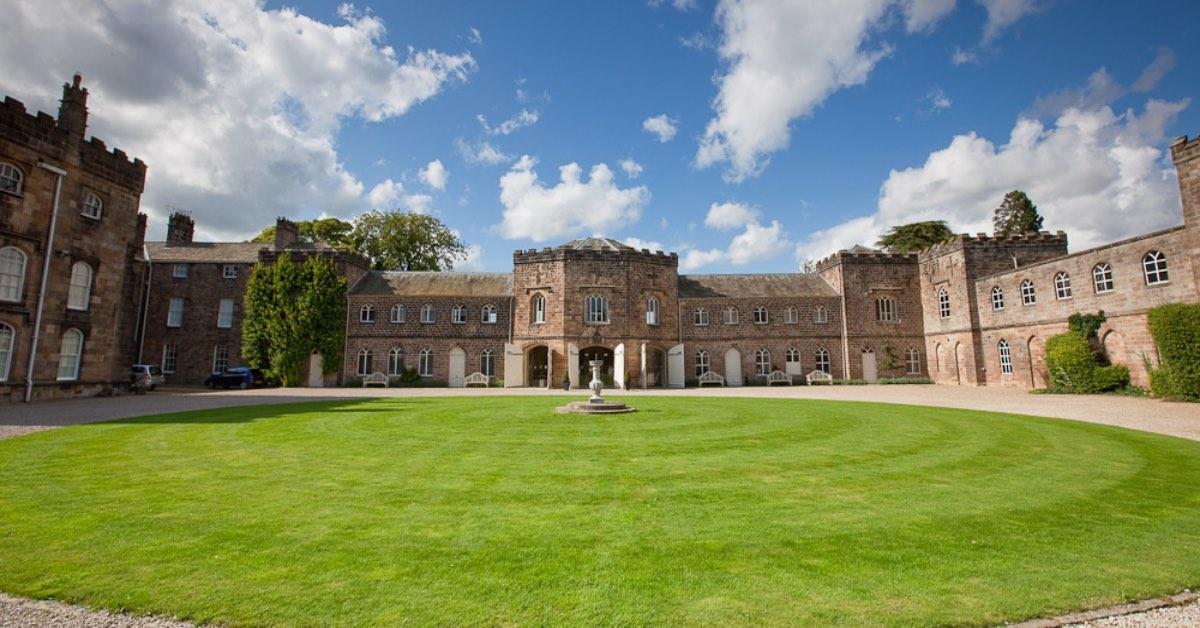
{"left": 556, "top": 400, "right": 637, "bottom": 414}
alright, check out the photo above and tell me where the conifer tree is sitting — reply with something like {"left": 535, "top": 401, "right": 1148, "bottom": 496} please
{"left": 993, "top": 190, "right": 1044, "bottom": 236}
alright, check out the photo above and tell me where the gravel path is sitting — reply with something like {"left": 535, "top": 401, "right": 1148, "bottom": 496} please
{"left": 0, "top": 593, "right": 192, "bottom": 627}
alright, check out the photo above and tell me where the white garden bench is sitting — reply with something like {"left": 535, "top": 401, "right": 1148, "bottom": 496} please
{"left": 698, "top": 371, "right": 725, "bottom": 387}
{"left": 766, "top": 370, "right": 793, "bottom": 386}
{"left": 464, "top": 372, "right": 490, "bottom": 387}
{"left": 362, "top": 372, "right": 389, "bottom": 388}
{"left": 805, "top": 370, "right": 833, "bottom": 385}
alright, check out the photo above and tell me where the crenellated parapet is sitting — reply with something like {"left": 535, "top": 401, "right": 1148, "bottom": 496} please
{"left": 79, "top": 135, "right": 147, "bottom": 193}
{"left": 919, "top": 230, "right": 1068, "bottom": 261}
{"left": 513, "top": 237, "right": 679, "bottom": 268}
{"left": 814, "top": 248, "right": 917, "bottom": 272}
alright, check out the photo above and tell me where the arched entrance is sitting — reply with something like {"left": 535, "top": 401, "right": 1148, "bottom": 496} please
{"left": 527, "top": 345, "right": 549, "bottom": 388}
{"left": 1027, "top": 336, "right": 1046, "bottom": 388}
{"left": 579, "top": 346, "right": 614, "bottom": 385}
{"left": 862, "top": 347, "right": 878, "bottom": 383}
{"left": 643, "top": 346, "right": 665, "bottom": 387}
{"left": 725, "top": 348, "right": 742, "bottom": 387}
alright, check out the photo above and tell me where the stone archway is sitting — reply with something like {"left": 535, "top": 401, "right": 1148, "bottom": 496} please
{"left": 579, "top": 346, "right": 614, "bottom": 386}
{"left": 1101, "top": 329, "right": 1127, "bottom": 368}
{"left": 643, "top": 345, "right": 666, "bottom": 388}
{"left": 1027, "top": 336, "right": 1046, "bottom": 389}
{"left": 526, "top": 345, "right": 549, "bottom": 388}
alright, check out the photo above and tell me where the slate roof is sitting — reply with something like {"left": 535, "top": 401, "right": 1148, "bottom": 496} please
{"left": 351, "top": 271, "right": 513, "bottom": 297}
{"left": 677, "top": 273, "right": 838, "bottom": 298}
{"left": 559, "top": 237, "right": 637, "bottom": 252}
{"left": 144, "top": 240, "right": 340, "bottom": 263}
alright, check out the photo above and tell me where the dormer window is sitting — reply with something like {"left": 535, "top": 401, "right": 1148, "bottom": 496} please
{"left": 81, "top": 191, "right": 103, "bottom": 219}
{"left": 0, "top": 163, "right": 22, "bottom": 195}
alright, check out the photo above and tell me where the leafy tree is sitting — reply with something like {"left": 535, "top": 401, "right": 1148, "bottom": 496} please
{"left": 251, "top": 218, "right": 354, "bottom": 248}
{"left": 993, "top": 190, "right": 1044, "bottom": 236}
{"left": 875, "top": 220, "right": 955, "bottom": 253}
{"left": 241, "top": 254, "right": 347, "bottom": 386}
{"left": 350, "top": 210, "right": 467, "bottom": 271}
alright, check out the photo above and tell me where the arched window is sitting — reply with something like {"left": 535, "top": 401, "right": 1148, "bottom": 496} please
{"left": 723, "top": 306, "right": 738, "bottom": 325}
{"left": 785, "top": 348, "right": 800, "bottom": 366}
{"left": 0, "top": 246, "right": 27, "bottom": 302}
{"left": 357, "top": 348, "right": 372, "bottom": 376}
{"left": 646, "top": 296, "right": 659, "bottom": 326}
{"left": 695, "top": 349, "right": 710, "bottom": 377}
{"left": 57, "top": 328, "right": 83, "bottom": 380}
{"left": 531, "top": 293, "right": 546, "bottom": 324}
{"left": 815, "top": 306, "right": 828, "bottom": 324}
{"left": 937, "top": 288, "right": 950, "bottom": 319}
{"left": 876, "top": 297, "right": 898, "bottom": 322}
{"left": 418, "top": 348, "right": 433, "bottom": 376}
{"left": 81, "top": 191, "right": 103, "bottom": 219}
{"left": 451, "top": 304, "right": 467, "bottom": 324}
{"left": 388, "top": 347, "right": 404, "bottom": 375}
{"left": 785, "top": 306, "right": 798, "bottom": 324}
{"left": 753, "top": 306, "right": 768, "bottom": 324}
{"left": 481, "top": 304, "right": 498, "bottom": 324}
{"left": 693, "top": 307, "right": 709, "bottom": 326}
{"left": 390, "top": 304, "right": 406, "bottom": 323}
{"left": 585, "top": 294, "right": 609, "bottom": 324}
{"left": 906, "top": 348, "right": 921, "bottom": 375}
{"left": 0, "top": 323, "right": 13, "bottom": 382}
{"left": 1143, "top": 251, "right": 1169, "bottom": 285}
{"left": 1054, "top": 272, "right": 1072, "bottom": 300}
{"left": 67, "top": 262, "right": 92, "bottom": 311}
{"left": 998, "top": 339, "right": 1013, "bottom": 375}
{"left": 420, "top": 303, "right": 435, "bottom": 323}
{"left": 755, "top": 349, "right": 771, "bottom": 376}
{"left": 815, "top": 348, "right": 831, "bottom": 374}
{"left": 0, "top": 162, "right": 22, "bottom": 195}
{"left": 1020, "top": 279, "right": 1036, "bottom": 305}
{"left": 991, "top": 286, "right": 1004, "bottom": 311}
{"left": 1092, "top": 263, "right": 1114, "bottom": 293}
{"left": 480, "top": 348, "right": 495, "bottom": 377}
{"left": 359, "top": 304, "right": 375, "bottom": 323}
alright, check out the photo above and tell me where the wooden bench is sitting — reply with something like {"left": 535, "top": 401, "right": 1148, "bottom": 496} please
{"left": 362, "top": 372, "right": 389, "bottom": 388}
{"left": 766, "top": 370, "right": 792, "bottom": 386}
{"left": 464, "top": 372, "right": 490, "bottom": 387}
{"left": 805, "top": 370, "right": 833, "bottom": 385}
{"left": 697, "top": 371, "right": 725, "bottom": 387}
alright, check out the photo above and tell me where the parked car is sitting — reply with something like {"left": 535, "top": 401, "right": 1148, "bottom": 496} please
{"left": 204, "top": 367, "right": 267, "bottom": 389}
{"left": 130, "top": 364, "right": 165, "bottom": 390}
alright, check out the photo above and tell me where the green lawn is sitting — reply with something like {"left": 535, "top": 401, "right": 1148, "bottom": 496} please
{"left": 1, "top": 397, "right": 1199, "bottom": 626}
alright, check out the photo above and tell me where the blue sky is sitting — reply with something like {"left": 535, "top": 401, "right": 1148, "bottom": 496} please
{"left": 2, "top": 1, "right": 1198, "bottom": 272}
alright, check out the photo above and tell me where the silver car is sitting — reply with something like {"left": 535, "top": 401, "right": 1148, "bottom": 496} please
{"left": 130, "top": 364, "right": 165, "bottom": 390}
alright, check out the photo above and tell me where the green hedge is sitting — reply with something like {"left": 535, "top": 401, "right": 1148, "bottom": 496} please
{"left": 1045, "top": 331, "right": 1129, "bottom": 394}
{"left": 1147, "top": 303, "right": 1200, "bottom": 401}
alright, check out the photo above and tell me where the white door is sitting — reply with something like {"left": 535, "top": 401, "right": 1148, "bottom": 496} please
{"left": 640, "top": 343, "right": 648, "bottom": 389}
{"left": 567, "top": 343, "right": 579, "bottom": 389}
{"left": 667, "top": 344, "right": 685, "bottom": 388}
{"left": 614, "top": 343, "right": 625, "bottom": 389}
{"left": 504, "top": 343, "right": 524, "bottom": 387}
{"left": 725, "top": 348, "right": 742, "bottom": 387}
{"left": 862, "top": 348, "right": 878, "bottom": 383}
{"left": 307, "top": 353, "right": 324, "bottom": 387}
{"left": 448, "top": 348, "right": 466, "bottom": 388}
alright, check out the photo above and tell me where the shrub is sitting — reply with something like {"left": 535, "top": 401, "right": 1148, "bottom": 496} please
{"left": 877, "top": 377, "right": 934, "bottom": 385}
{"left": 1045, "top": 331, "right": 1129, "bottom": 393}
{"left": 1147, "top": 303, "right": 1200, "bottom": 401}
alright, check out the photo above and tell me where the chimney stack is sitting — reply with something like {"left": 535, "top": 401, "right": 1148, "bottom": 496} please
{"left": 274, "top": 217, "right": 299, "bottom": 249}
{"left": 57, "top": 73, "right": 88, "bottom": 140}
{"left": 166, "top": 211, "right": 195, "bottom": 246}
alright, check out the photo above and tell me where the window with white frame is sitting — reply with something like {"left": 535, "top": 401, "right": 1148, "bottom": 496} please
{"left": 0, "top": 323, "right": 13, "bottom": 382}
{"left": 452, "top": 304, "right": 467, "bottom": 324}
{"left": 693, "top": 307, "right": 709, "bottom": 326}
{"left": 876, "top": 297, "right": 898, "bottom": 323}
{"left": 67, "top": 262, "right": 92, "bottom": 311}
{"left": 57, "top": 328, "right": 83, "bottom": 380}
{"left": 991, "top": 286, "right": 1005, "bottom": 311}
{"left": 531, "top": 293, "right": 546, "bottom": 324}
{"left": 1021, "top": 279, "right": 1037, "bottom": 305}
{"left": 0, "top": 162, "right": 23, "bottom": 195}
{"left": 223, "top": 264, "right": 238, "bottom": 279}
{"left": 646, "top": 296, "right": 659, "bottom": 326}
{"left": 1054, "top": 272, "right": 1072, "bottom": 300}
{"left": 785, "top": 348, "right": 800, "bottom": 367}
{"left": 418, "top": 348, "right": 433, "bottom": 376}
{"left": 0, "top": 246, "right": 27, "bottom": 302}
{"left": 161, "top": 344, "right": 177, "bottom": 374}
{"left": 585, "top": 294, "right": 609, "bottom": 324}
{"left": 482, "top": 304, "right": 498, "bottom": 324}
{"left": 1143, "top": 251, "right": 1169, "bottom": 285}
{"left": 360, "top": 304, "right": 375, "bottom": 323}
{"left": 998, "top": 339, "right": 1013, "bottom": 375}
{"left": 172, "top": 263, "right": 188, "bottom": 279}
{"left": 815, "top": 306, "right": 828, "bottom": 324}
{"left": 81, "top": 191, "right": 102, "bottom": 219}
{"left": 217, "top": 298, "right": 234, "bottom": 328}
{"left": 785, "top": 306, "right": 798, "bottom": 324}
{"left": 694, "top": 349, "right": 709, "bottom": 377}
{"left": 421, "top": 303, "right": 435, "bottom": 323}
{"left": 212, "top": 345, "right": 229, "bottom": 373}
{"left": 906, "top": 348, "right": 921, "bottom": 375}
{"left": 755, "top": 349, "right": 771, "bottom": 376}
{"left": 357, "top": 348, "right": 372, "bottom": 376}
{"left": 753, "top": 306, "right": 768, "bottom": 324}
{"left": 1092, "top": 263, "right": 1114, "bottom": 293}
{"left": 815, "top": 348, "right": 831, "bottom": 374}
{"left": 388, "top": 347, "right": 404, "bottom": 375}
{"left": 937, "top": 288, "right": 950, "bottom": 319}
{"left": 480, "top": 348, "right": 495, "bottom": 377}
{"left": 391, "top": 304, "right": 406, "bottom": 323}
{"left": 167, "top": 298, "right": 184, "bottom": 327}
{"left": 723, "top": 306, "right": 738, "bottom": 325}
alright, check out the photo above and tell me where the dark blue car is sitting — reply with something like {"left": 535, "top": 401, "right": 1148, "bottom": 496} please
{"left": 204, "top": 367, "right": 266, "bottom": 389}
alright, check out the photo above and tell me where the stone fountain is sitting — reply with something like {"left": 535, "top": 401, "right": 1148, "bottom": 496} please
{"left": 557, "top": 359, "right": 636, "bottom": 414}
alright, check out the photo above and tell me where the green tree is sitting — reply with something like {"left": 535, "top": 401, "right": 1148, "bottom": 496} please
{"left": 350, "top": 210, "right": 467, "bottom": 271}
{"left": 993, "top": 190, "right": 1044, "bottom": 236}
{"left": 241, "top": 254, "right": 347, "bottom": 386}
{"left": 875, "top": 220, "right": 955, "bottom": 253}
{"left": 251, "top": 218, "right": 354, "bottom": 248}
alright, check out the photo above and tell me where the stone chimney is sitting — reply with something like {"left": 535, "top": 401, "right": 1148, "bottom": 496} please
{"left": 57, "top": 73, "right": 88, "bottom": 140}
{"left": 1170, "top": 134, "right": 1200, "bottom": 229}
{"left": 274, "top": 217, "right": 299, "bottom": 249}
{"left": 166, "top": 211, "right": 195, "bottom": 246}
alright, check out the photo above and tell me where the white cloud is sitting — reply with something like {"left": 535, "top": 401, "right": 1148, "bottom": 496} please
{"left": 901, "top": 0, "right": 957, "bottom": 32}
{"left": 419, "top": 159, "right": 448, "bottom": 190}
{"left": 679, "top": 32, "right": 713, "bottom": 51}
{"left": 467, "top": 27, "right": 483, "bottom": 45}
{"left": 642, "top": 114, "right": 678, "bottom": 142}
{"left": 679, "top": 219, "right": 791, "bottom": 271}
{"left": 366, "top": 179, "right": 434, "bottom": 214}
{"left": 622, "top": 236, "right": 666, "bottom": 252}
{"left": 704, "top": 201, "right": 761, "bottom": 230}
{"left": 797, "top": 98, "right": 1190, "bottom": 260}
{"left": 619, "top": 158, "right": 644, "bottom": 178}
{"left": 951, "top": 46, "right": 978, "bottom": 65}
{"left": 404, "top": 193, "right": 433, "bottom": 213}
{"left": 498, "top": 155, "right": 650, "bottom": 242}
{"left": 980, "top": 0, "right": 1038, "bottom": 43}
{"left": 0, "top": 0, "right": 475, "bottom": 241}
{"left": 457, "top": 243, "right": 485, "bottom": 270}
{"left": 927, "top": 88, "right": 952, "bottom": 111}
{"left": 1132, "top": 47, "right": 1176, "bottom": 93}
{"left": 477, "top": 108, "right": 539, "bottom": 135}
{"left": 456, "top": 138, "right": 512, "bottom": 165}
